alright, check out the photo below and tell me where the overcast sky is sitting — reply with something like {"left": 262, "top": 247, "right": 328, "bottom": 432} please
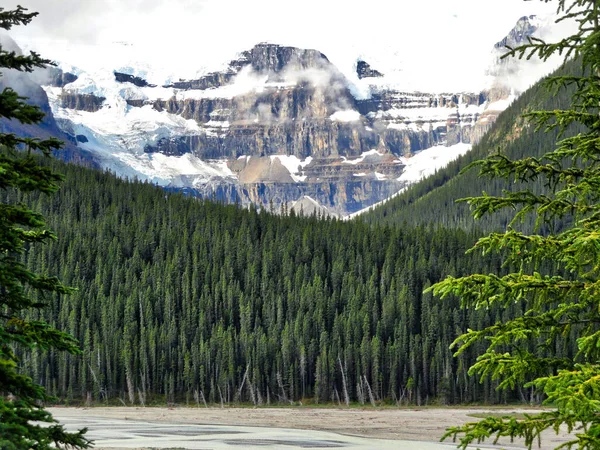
{"left": 8, "top": 0, "right": 557, "bottom": 44}
{"left": 4, "top": 0, "right": 563, "bottom": 91}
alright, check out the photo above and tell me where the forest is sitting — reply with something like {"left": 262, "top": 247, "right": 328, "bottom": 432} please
{"left": 6, "top": 158, "right": 570, "bottom": 407}
{"left": 2, "top": 31, "right": 581, "bottom": 411}
{"left": 7, "top": 159, "right": 505, "bottom": 406}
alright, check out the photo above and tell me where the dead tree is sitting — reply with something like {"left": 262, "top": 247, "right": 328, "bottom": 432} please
{"left": 338, "top": 356, "right": 350, "bottom": 406}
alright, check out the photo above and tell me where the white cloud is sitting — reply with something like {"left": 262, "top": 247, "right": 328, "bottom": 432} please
{"left": 5, "top": 0, "right": 565, "bottom": 92}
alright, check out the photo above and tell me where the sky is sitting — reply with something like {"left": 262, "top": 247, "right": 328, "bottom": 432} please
{"left": 4, "top": 0, "right": 565, "bottom": 92}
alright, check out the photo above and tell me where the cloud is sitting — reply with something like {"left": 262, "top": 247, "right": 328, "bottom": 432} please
{"left": 6, "top": 0, "right": 557, "bottom": 47}
{"left": 5, "top": 1, "right": 206, "bottom": 43}
{"left": 3, "top": 0, "right": 564, "bottom": 92}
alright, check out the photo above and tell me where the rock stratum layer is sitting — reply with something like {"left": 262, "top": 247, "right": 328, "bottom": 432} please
{"left": 21, "top": 16, "right": 549, "bottom": 215}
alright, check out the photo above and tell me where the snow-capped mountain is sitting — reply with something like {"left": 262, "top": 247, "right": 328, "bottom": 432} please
{"left": 4, "top": 14, "right": 566, "bottom": 216}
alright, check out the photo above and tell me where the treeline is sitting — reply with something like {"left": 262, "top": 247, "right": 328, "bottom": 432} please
{"left": 4, "top": 159, "right": 554, "bottom": 406}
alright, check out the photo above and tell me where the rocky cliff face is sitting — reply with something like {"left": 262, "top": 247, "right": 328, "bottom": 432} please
{"left": 60, "top": 93, "right": 106, "bottom": 112}
{"left": 114, "top": 71, "right": 155, "bottom": 88}
{"left": 35, "top": 15, "right": 548, "bottom": 215}
{"left": 45, "top": 68, "right": 79, "bottom": 88}
{"left": 495, "top": 15, "right": 539, "bottom": 50}
{"left": 356, "top": 60, "right": 383, "bottom": 79}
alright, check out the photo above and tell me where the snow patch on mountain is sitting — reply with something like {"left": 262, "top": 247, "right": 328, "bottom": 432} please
{"left": 269, "top": 155, "right": 313, "bottom": 182}
{"left": 330, "top": 110, "right": 361, "bottom": 122}
{"left": 397, "top": 142, "right": 472, "bottom": 183}
{"left": 43, "top": 85, "right": 235, "bottom": 186}
{"left": 345, "top": 142, "right": 472, "bottom": 219}
{"left": 342, "top": 150, "right": 384, "bottom": 165}
{"left": 486, "top": 95, "right": 517, "bottom": 112}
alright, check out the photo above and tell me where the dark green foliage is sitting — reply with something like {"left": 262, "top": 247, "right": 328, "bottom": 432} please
{"left": 427, "top": 1, "right": 600, "bottom": 448}
{"left": 1, "top": 157, "right": 544, "bottom": 406}
{"left": 0, "top": 5, "right": 89, "bottom": 449}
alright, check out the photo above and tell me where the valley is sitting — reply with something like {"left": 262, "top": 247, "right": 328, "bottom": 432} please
{"left": 1, "top": 2, "right": 595, "bottom": 450}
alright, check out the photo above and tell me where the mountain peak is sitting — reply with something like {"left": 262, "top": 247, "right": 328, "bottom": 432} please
{"left": 495, "top": 15, "right": 539, "bottom": 49}
{"left": 234, "top": 43, "right": 331, "bottom": 74}
{"left": 356, "top": 60, "right": 384, "bottom": 79}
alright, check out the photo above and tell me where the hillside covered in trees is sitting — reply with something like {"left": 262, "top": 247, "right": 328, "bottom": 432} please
{"left": 6, "top": 53, "right": 581, "bottom": 410}
{"left": 7, "top": 157, "right": 550, "bottom": 407}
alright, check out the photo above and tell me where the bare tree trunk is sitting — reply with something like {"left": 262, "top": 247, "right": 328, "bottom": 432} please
{"left": 218, "top": 385, "right": 225, "bottom": 408}
{"left": 140, "top": 372, "right": 147, "bottom": 406}
{"left": 138, "top": 389, "right": 146, "bottom": 407}
{"left": 193, "top": 389, "right": 200, "bottom": 407}
{"left": 88, "top": 363, "right": 105, "bottom": 403}
{"left": 200, "top": 390, "right": 208, "bottom": 408}
{"left": 126, "top": 368, "right": 135, "bottom": 405}
{"left": 248, "top": 382, "right": 256, "bottom": 406}
{"left": 276, "top": 372, "right": 292, "bottom": 404}
{"left": 237, "top": 364, "right": 250, "bottom": 403}
{"left": 300, "top": 350, "right": 306, "bottom": 399}
{"left": 363, "top": 375, "right": 376, "bottom": 407}
{"left": 256, "top": 383, "right": 263, "bottom": 406}
{"left": 357, "top": 381, "right": 365, "bottom": 405}
{"left": 334, "top": 388, "right": 341, "bottom": 406}
{"left": 338, "top": 356, "right": 350, "bottom": 407}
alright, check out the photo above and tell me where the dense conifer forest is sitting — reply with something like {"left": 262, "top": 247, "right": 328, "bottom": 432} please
{"left": 4, "top": 54, "right": 580, "bottom": 409}
{"left": 4, "top": 156, "right": 573, "bottom": 407}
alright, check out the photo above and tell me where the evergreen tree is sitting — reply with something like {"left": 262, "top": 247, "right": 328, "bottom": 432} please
{"left": 430, "top": 1, "right": 600, "bottom": 448}
{"left": 0, "top": 6, "right": 90, "bottom": 449}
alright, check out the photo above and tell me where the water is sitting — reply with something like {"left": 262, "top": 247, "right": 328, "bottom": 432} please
{"left": 53, "top": 414, "right": 460, "bottom": 449}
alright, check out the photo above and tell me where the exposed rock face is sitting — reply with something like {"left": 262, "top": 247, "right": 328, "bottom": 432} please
{"left": 489, "top": 16, "right": 540, "bottom": 89}
{"left": 239, "top": 179, "right": 404, "bottom": 213}
{"left": 164, "top": 43, "right": 334, "bottom": 90}
{"left": 42, "top": 34, "right": 530, "bottom": 214}
{"left": 184, "top": 177, "right": 404, "bottom": 216}
{"left": 495, "top": 15, "right": 538, "bottom": 49}
{"left": 164, "top": 72, "right": 236, "bottom": 90}
{"left": 144, "top": 119, "right": 380, "bottom": 160}
{"left": 356, "top": 60, "right": 383, "bottom": 79}
{"left": 288, "top": 196, "right": 334, "bottom": 217}
{"left": 60, "top": 93, "right": 106, "bottom": 112}
{"left": 114, "top": 71, "right": 156, "bottom": 88}
{"left": 45, "top": 68, "right": 78, "bottom": 87}
{"left": 238, "top": 43, "right": 331, "bottom": 74}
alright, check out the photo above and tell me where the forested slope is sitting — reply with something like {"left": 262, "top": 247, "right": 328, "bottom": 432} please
{"left": 5, "top": 158, "right": 552, "bottom": 406}
{"left": 362, "top": 59, "right": 581, "bottom": 231}
{"left": 7, "top": 61, "right": 584, "bottom": 407}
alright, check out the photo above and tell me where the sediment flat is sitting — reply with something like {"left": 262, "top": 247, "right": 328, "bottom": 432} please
{"left": 50, "top": 406, "right": 573, "bottom": 449}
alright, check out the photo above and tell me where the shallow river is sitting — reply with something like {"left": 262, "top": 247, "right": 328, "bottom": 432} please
{"left": 54, "top": 413, "right": 462, "bottom": 449}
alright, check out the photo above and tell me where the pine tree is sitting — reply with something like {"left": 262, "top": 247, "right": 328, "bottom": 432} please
{"left": 0, "top": 6, "right": 90, "bottom": 449}
{"left": 429, "top": 1, "right": 600, "bottom": 448}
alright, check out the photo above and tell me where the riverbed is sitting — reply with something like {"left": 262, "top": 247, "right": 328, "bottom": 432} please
{"left": 50, "top": 407, "right": 571, "bottom": 449}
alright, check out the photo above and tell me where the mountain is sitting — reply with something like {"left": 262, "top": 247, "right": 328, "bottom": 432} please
{"left": 0, "top": 34, "right": 96, "bottom": 167}
{"left": 7, "top": 14, "right": 557, "bottom": 215}
{"left": 360, "top": 56, "right": 580, "bottom": 231}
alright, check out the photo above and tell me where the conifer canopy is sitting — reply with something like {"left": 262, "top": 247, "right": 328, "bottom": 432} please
{"left": 430, "top": 1, "right": 600, "bottom": 448}
{"left": 0, "top": 6, "right": 90, "bottom": 449}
